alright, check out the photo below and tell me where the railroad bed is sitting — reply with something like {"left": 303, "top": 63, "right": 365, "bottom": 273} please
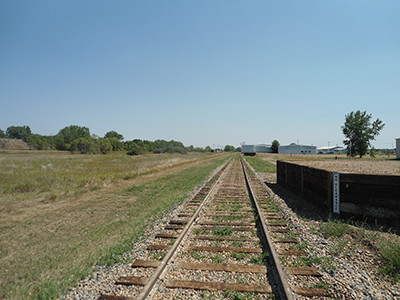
{"left": 98, "top": 157, "right": 330, "bottom": 299}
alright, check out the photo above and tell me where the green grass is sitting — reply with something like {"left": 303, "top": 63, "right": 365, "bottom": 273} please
{"left": 379, "top": 240, "right": 400, "bottom": 281}
{"left": 319, "top": 218, "right": 351, "bottom": 238}
{"left": 243, "top": 155, "right": 276, "bottom": 173}
{"left": 292, "top": 255, "right": 336, "bottom": 272}
{"left": 0, "top": 151, "right": 230, "bottom": 299}
{"left": 317, "top": 218, "right": 400, "bottom": 281}
{"left": 231, "top": 252, "right": 247, "bottom": 261}
{"left": 212, "top": 226, "right": 233, "bottom": 236}
{"left": 211, "top": 254, "right": 225, "bottom": 263}
{"left": 310, "top": 278, "right": 329, "bottom": 289}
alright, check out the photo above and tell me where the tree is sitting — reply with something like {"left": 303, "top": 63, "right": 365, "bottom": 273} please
{"left": 70, "top": 137, "right": 98, "bottom": 154}
{"left": 204, "top": 146, "right": 212, "bottom": 152}
{"left": 56, "top": 125, "right": 90, "bottom": 150}
{"left": 0, "top": 129, "right": 6, "bottom": 138}
{"left": 96, "top": 138, "right": 112, "bottom": 154}
{"left": 126, "top": 143, "right": 145, "bottom": 155}
{"left": 271, "top": 140, "right": 280, "bottom": 153}
{"left": 104, "top": 130, "right": 124, "bottom": 141}
{"left": 108, "top": 137, "right": 124, "bottom": 151}
{"left": 341, "top": 110, "right": 385, "bottom": 158}
{"left": 6, "top": 125, "right": 32, "bottom": 142}
{"left": 27, "top": 134, "right": 54, "bottom": 150}
{"left": 224, "top": 145, "right": 235, "bottom": 152}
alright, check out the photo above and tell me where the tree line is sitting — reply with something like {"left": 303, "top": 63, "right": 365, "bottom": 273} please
{"left": 0, "top": 125, "right": 238, "bottom": 155}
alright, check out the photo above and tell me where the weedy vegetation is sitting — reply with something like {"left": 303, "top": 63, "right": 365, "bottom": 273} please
{"left": 378, "top": 240, "right": 400, "bottom": 281}
{"left": 317, "top": 218, "right": 400, "bottom": 281}
{"left": 243, "top": 156, "right": 276, "bottom": 173}
{"left": 0, "top": 151, "right": 230, "bottom": 299}
{"left": 319, "top": 218, "right": 351, "bottom": 238}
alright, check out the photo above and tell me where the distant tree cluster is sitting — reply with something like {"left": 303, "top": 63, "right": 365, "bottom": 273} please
{"left": 0, "top": 125, "right": 216, "bottom": 155}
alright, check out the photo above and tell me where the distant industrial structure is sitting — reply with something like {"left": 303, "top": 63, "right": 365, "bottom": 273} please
{"left": 278, "top": 144, "right": 317, "bottom": 155}
{"left": 241, "top": 144, "right": 272, "bottom": 156}
{"left": 317, "top": 146, "right": 347, "bottom": 154}
{"left": 396, "top": 138, "right": 400, "bottom": 159}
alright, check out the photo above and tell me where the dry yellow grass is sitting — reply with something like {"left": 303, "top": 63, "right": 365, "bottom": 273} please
{"left": 0, "top": 151, "right": 229, "bottom": 299}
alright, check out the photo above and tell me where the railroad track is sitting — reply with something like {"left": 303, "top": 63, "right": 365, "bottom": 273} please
{"left": 99, "top": 156, "right": 330, "bottom": 299}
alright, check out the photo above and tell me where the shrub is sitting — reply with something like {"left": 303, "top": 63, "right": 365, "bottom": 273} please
{"left": 127, "top": 143, "right": 145, "bottom": 156}
{"left": 96, "top": 138, "right": 112, "bottom": 154}
{"left": 71, "top": 137, "right": 98, "bottom": 154}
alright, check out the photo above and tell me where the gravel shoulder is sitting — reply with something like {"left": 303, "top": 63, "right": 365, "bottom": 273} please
{"left": 256, "top": 171, "right": 400, "bottom": 299}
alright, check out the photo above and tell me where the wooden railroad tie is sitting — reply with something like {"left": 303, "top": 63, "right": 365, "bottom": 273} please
{"left": 115, "top": 276, "right": 148, "bottom": 286}
{"left": 98, "top": 295, "right": 133, "bottom": 300}
{"left": 292, "top": 286, "right": 329, "bottom": 297}
{"left": 131, "top": 259, "right": 160, "bottom": 268}
{"left": 165, "top": 279, "right": 272, "bottom": 294}
{"left": 147, "top": 244, "right": 172, "bottom": 250}
{"left": 177, "top": 213, "right": 193, "bottom": 218}
{"left": 155, "top": 233, "right": 177, "bottom": 239}
{"left": 176, "top": 261, "right": 267, "bottom": 273}
{"left": 198, "top": 221, "right": 255, "bottom": 226}
{"left": 273, "top": 238, "right": 297, "bottom": 243}
{"left": 203, "top": 213, "right": 253, "bottom": 218}
{"left": 164, "top": 225, "right": 185, "bottom": 230}
{"left": 195, "top": 235, "right": 258, "bottom": 242}
{"left": 169, "top": 219, "right": 188, "bottom": 225}
{"left": 187, "top": 245, "right": 262, "bottom": 253}
{"left": 277, "top": 249, "right": 305, "bottom": 255}
{"left": 196, "top": 226, "right": 256, "bottom": 232}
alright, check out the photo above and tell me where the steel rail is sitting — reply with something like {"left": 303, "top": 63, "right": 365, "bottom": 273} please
{"left": 135, "top": 159, "right": 232, "bottom": 300}
{"left": 240, "top": 157, "right": 294, "bottom": 300}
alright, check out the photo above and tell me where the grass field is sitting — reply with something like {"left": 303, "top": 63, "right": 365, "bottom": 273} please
{"left": 0, "top": 151, "right": 231, "bottom": 299}
{"left": 243, "top": 155, "right": 276, "bottom": 173}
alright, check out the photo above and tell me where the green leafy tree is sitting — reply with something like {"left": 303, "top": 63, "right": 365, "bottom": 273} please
{"left": 234, "top": 147, "right": 241, "bottom": 152}
{"left": 126, "top": 143, "right": 145, "bottom": 155}
{"left": 6, "top": 125, "right": 32, "bottom": 142}
{"left": 224, "top": 145, "right": 235, "bottom": 152}
{"left": 204, "top": 146, "right": 212, "bottom": 152}
{"left": 70, "top": 137, "right": 98, "bottom": 154}
{"left": 26, "top": 134, "right": 55, "bottom": 150}
{"left": 341, "top": 110, "right": 385, "bottom": 158}
{"left": 108, "top": 137, "right": 124, "bottom": 151}
{"left": 96, "top": 138, "right": 112, "bottom": 154}
{"left": 0, "top": 129, "right": 6, "bottom": 138}
{"left": 104, "top": 130, "right": 124, "bottom": 141}
{"left": 271, "top": 140, "right": 280, "bottom": 153}
{"left": 56, "top": 125, "right": 90, "bottom": 150}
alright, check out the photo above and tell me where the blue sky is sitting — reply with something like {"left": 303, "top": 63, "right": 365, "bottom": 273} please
{"left": 1, "top": 1, "right": 399, "bottom": 148}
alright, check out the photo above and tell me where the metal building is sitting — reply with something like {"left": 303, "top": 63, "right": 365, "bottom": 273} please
{"left": 241, "top": 144, "right": 272, "bottom": 155}
{"left": 241, "top": 144, "right": 255, "bottom": 155}
{"left": 278, "top": 144, "right": 317, "bottom": 155}
{"left": 396, "top": 138, "right": 400, "bottom": 159}
{"left": 254, "top": 144, "right": 273, "bottom": 153}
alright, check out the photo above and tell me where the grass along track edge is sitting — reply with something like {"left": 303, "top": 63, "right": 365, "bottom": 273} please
{"left": 0, "top": 153, "right": 230, "bottom": 299}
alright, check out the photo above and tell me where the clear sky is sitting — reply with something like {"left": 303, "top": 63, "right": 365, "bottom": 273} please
{"left": 1, "top": 1, "right": 399, "bottom": 149}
